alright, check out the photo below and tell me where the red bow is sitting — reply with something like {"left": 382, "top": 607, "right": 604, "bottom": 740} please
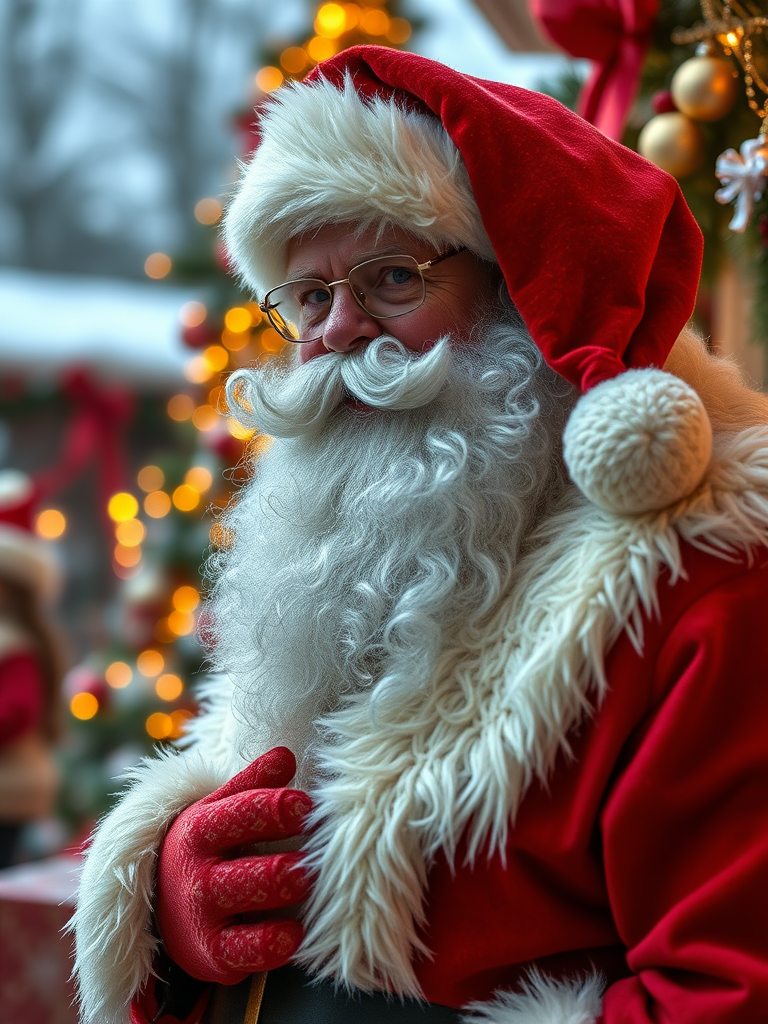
{"left": 531, "top": 0, "right": 659, "bottom": 140}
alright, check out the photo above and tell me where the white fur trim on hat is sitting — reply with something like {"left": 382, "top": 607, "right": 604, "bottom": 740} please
{"left": 223, "top": 75, "right": 495, "bottom": 299}
{"left": 563, "top": 369, "right": 713, "bottom": 515}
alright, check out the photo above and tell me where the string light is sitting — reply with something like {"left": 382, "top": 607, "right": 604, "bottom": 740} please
{"left": 35, "top": 509, "right": 66, "bottom": 539}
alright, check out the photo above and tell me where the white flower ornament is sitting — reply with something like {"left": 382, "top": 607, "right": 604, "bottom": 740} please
{"left": 715, "top": 137, "right": 768, "bottom": 232}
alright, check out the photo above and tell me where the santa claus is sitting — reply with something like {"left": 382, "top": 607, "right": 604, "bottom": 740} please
{"left": 72, "top": 47, "right": 768, "bottom": 1024}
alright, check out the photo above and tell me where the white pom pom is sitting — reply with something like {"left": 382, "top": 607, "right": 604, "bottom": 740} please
{"left": 563, "top": 369, "right": 713, "bottom": 515}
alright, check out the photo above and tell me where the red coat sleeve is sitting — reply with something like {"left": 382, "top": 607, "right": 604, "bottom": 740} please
{"left": 0, "top": 651, "right": 46, "bottom": 745}
{"left": 598, "top": 564, "right": 768, "bottom": 1022}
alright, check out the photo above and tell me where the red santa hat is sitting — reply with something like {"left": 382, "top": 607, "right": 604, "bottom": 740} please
{"left": 0, "top": 470, "right": 62, "bottom": 602}
{"left": 224, "top": 46, "right": 712, "bottom": 517}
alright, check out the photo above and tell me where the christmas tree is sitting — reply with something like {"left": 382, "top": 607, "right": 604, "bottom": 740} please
{"left": 53, "top": 0, "right": 419, "bottom": 845}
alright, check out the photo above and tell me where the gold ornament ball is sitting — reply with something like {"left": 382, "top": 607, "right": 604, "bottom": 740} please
{"left": 670, "top": 55, "right": 738, "bottom": 122}
{"left": 637, "top": 112, "right": 706, "bottom": 179}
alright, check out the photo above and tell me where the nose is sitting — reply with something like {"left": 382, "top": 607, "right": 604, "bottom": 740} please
{"left": 319, "top": 284, "right": 382, "bottom": 355}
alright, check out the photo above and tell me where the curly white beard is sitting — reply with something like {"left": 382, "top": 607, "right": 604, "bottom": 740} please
{"left": 205, "top": 318, "right": 575, "bottom": 784}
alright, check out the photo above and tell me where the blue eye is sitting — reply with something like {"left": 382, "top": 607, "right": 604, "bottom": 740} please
{"left": 300, "top": 287, "right": 331, "bottom": 308}
{"left": 389, "top": 267, "right": 413, "bottom": 285}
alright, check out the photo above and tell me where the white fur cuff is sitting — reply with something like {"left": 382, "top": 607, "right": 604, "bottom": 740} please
{"left": 462, "top": 970, "right": 604, "bottom": 1024}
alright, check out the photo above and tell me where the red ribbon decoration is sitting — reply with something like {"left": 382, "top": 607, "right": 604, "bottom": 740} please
{"left": 530, "top": 0, "right": 659, "bottom": 141}
{"left": 33, "top": 369, "right": 135, "bottom": 532}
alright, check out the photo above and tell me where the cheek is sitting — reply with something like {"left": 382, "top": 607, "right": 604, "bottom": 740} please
{"left": 298, "top": 339, "right": 328, "bottom": 364}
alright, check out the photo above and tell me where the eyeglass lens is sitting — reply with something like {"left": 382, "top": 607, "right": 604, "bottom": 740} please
{"left": 265, "top": 255, "right": 427, "bottom": 342}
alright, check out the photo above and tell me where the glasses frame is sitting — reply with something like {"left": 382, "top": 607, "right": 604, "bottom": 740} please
{"left": 258, "top": 245, "right": 468, "bottom": 344}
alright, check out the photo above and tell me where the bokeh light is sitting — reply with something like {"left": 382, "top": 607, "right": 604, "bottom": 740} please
{"left": 185, "top": 355, "right": 214, "bottom": 385}
{"left": 156, "top": 673, "right": 184, "bottom": 701}
{"left": 137, "top": 465, "right": 165, "bottom": 491}
{"left": 307, "top": 36, "right": 337, "bottom": 62}
{"left": 144, "top": 491, "right": 172, "bottom": 518}
{"left": 172, "top": 484, "right": 200, "bottom": 512}
{"left": 191, "top": 405, "right": 219, "bottom": 432}
{"left": 105, "top": 661, "right": 132, "bottom": 688}
{"left": 137, "top": 649, "right": 164, "bottom": 677}
{"left": 167, "top": 394, "right": 196, "bottom": 421}
{"left": 170, "top": 709, "right": 194, "bottom": 740}
{"left": 194, "top": 198, "right": 222, "bottom": 225}
{"left": 315, "top": 2, "right": 346, "bottom": 37}
{"left": 180, "top": 301, "right": 208, "bottom": 328}
{"left": 35, "top": 509, "right": 66, "bottom": 539}
{"left": 168, "top": 609, "right": 196, "bottom": 635}
{"left": 280, "top": 46, "right": 308, "bottom": 74}
{"left": 386, "top": 17, "right": 411, "bottom": 43}
{"left": 361, "top": 8, "right": 389, "bottom": 34}
{"left": 221, "top": 328, "right": 250, "bottom": 352}
{"left": 185, "top": 467, "right": 213, "bottom": 493}
{"left": 223, "top": 307, "right": 252, "bottom": 333}
{"left": 70, "top": 692, "right": 99, "bottom": 720}
{"left": 108, "top": 492, "right": 139, "bottom": 522}
{"left": 172, "top": 585, "right": 200, "bottom": 613}
{"left": 144, "top": 253, "right": 172, "bottom": 279}
{"left": 114, "top": 543, "right": 142, "bottom": 568}
{"left": 115, "top": 518, "right": 145, "bottom": 546}
{"left": 204, "top": 345, "right": 229, "bottom": 372}
{"left": 146, "top": 712, "right": 173, "bottom": 740}
{"left": 255, "top": 66, "right": 284, "bottom": 92}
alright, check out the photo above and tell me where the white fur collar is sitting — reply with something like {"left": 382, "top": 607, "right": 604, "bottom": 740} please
{"left": 297, "top": 427, "right": 768, "bottom": 996}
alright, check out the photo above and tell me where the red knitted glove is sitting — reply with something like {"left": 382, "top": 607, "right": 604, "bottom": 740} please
{"left": 155, "top": 746, "right": 312, "bottom": 985}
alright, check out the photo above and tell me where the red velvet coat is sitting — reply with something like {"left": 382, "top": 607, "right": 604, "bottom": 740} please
{"left": 418, "top": 541, "right": 768, "bottom": 1021}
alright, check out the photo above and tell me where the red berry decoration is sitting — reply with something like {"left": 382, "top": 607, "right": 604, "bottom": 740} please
{"left": 182, "top": 321, "right": 220, "bottom": 350}
{"left": 651, "top": 90, "right": 677, "bottom": 115}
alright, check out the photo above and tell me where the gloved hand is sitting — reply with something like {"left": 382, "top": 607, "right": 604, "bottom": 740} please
{"left": 155, "top": 746, "right": 312, "bottom": 985}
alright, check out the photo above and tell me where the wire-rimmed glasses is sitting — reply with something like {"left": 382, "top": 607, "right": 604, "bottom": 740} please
{"left": 258, "top": 246, "right": 467, "bottom": 343}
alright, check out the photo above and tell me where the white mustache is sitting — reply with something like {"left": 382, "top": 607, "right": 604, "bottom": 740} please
{"left": 226, "top": 337, "right": 452, "bottom": 438}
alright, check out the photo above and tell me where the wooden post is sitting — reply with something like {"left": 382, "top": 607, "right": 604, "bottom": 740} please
{"left": 711, "top": 261, "right": 767, "bottom": 391}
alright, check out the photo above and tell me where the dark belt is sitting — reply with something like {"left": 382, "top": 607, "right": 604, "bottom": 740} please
{"left": 205, "top": 965, "right": 463, "bottom": 1024}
